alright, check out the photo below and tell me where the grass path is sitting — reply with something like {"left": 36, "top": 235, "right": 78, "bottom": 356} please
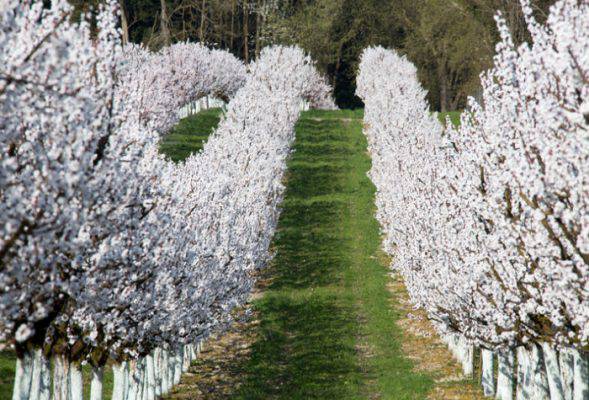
{"left": 172, "top": 109, "right": 454, "bottom": 399}
{"left": 234, "top": 109, "right": 433, "bottom": 399}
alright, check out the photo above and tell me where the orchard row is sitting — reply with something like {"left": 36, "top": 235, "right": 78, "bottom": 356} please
{"left": 357, "top": 0, "right": 588, "bottom": 399}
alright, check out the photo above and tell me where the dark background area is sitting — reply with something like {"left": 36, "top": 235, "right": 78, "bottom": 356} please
{"left": 71, "top": 0, "right": 555, "bottom": 109}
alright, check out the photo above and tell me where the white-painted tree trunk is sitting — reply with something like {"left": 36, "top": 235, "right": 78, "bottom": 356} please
{"left": 53, "top": 355, "right": 70, "bottom": 400}
{"left": 128, "top": 359, "right": 144, "bottom": 400}
{"left": 30, "top": 349, "right": 50, "bottom": 400}
{"left": 482, "top": 349, "right": 495, "bottom": 396}
{"left": 162, "top": 349, "right": 170, "bottom": 395}
{"left": 29, "top": 349, "right": 42, "bottom": 400}
{"left": 530, "top": 344, "right": 550, "bottom": 399}
{"left": 12, "top": 351, "right": 33, "bottom": 400}
{"left": 496, "top": 349, "right": 515, "bottom": 400}
{"left": 559, "top": 349, "right": 574, "bottom": 400}
{"left": 90, "top": 366, "right": 104, "bottom": 400}
{"left": 112, "top": 363, "right": 125, "bottom": 400}
{"left": 542, "top": 343, "right": 565, "bottom": 400}
{"left": 174, "top": 347, "right": 183, "bottom": 385}
{"left": 572, "top": 349, "right": 588, "bottom": 400}
{"left": 126, "top": 360, "right": 137, "bottom": 400}
{"left": 154, "top": 348, "right": 162, "bottom": 397}
{"left": 182, "top": 345, "right": 191, "bottom": 372}
{"left": 167, "top": 349, "right": 175, "bottom": 389}
{"left": 137, "top": 358, "right": 146, "bottom": 400}
{"left": 460, "top": 338, "right": 474, "bottom": 376}
{"left": 137, "top": 359, "right": 146, "bottom": 400}
{"left": 144, "top": 354, "right": 156, "bottom": 400}
{"left": 517, "top": 345, "right": 550, "bottom": 400}
{"left": 122, "top": 361, "right": 130, "bottom": 400}
{"left": 517, "top": 346, "right": 532, "bottom": 400}
{"left": 30, "top": 349, "right": 49, "bottom": 400}
{"left": 68, "top": 363, "right": 83, "bottom": 400}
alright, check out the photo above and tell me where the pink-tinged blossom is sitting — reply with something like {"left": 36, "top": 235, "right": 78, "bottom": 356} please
{"left": 0, "top": 0, "right": 336, "bottom": 369}
{"left": 357, "top": 0, "right": 588, "bottom": 350}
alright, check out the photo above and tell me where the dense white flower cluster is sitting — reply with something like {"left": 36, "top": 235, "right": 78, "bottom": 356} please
{"left": 118, "top": 42, "right": 247, "bottom": 134}
{"left": 358, "top": 0, "right": 588, "bottom": 351}
{"left": 0, "top": 1, "right": 334, "bottom": 398}
{"left": 357, "top": 0, "right": 587, "bottom": 398}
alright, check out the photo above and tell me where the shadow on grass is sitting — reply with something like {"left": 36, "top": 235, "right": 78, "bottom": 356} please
{"left": 160, "top": 107, "right": 223, "bottom": 162}
{"left": 269, "top": 200, "right": 345, "bottom": 290}
{"left": 237, "top": 293, "right": 363, "bottom": 400}
{"left": 285, "top": 165, "right": 348, "bottom": 198}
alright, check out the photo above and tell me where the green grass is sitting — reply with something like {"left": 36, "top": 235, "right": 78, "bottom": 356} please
{"left": 0, "top": 350, "right": 16, "bottom": 396}
{"left": 0, "top": 108, "right": 220, "bottom": 399}
{"left": 233, "top": 109, "right": 433, "bottom": 399}
{"left": 437, "top": 111, "right": 462, "bottom": 126}
{"left": 159, "top": 107, "right": 223, "bottom": 162}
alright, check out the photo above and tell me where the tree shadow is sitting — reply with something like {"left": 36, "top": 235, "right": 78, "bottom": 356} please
{"left": 236, "top": 294, "right": 363, "bottom": 400}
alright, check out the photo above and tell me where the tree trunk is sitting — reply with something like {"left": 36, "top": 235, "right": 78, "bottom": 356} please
{"left": 160, "top": 0, "right": 171, "bottom": 46}
{"left": 145, "top": 354, "right": 156, "bottom": 400}
{"left": 68, "top": 363, "right": 83, "bottom": 400}
{"left": 559, "top": 349, "right": 574, "bottom": 400}
{"left": 542, "top": 343, "right": 565, "bottom": 400}
{"left": 127, "top": 359, "right": 141, "bottom": 400}
{"left": 12, "top": 352, "right": 33, "bottom": 400}
{"left": 572, "top": 350, "right": 588, "bottom": 400}
{"left": 154, "top": 349, "right": 163, "bottom": 397}
{"left": 52, "top": 355, "right": 69, "bottom": 400}
{"left": 456, "top": 337, "right": 473, "bottom": 376}
{"left": 30, "top": 349, "right": 50, "bottom": 400}
{"left": 482, "top": 349, "right": 495, "bottom": 396}
{"left": 530, "top": 344, "right": 550, "bottom": 399}
{"left": 438, "top": 62, "right": 448, "bottom": 112}
{"left": 255, "top": 3, "right": 262, "bottom": 59}
{"left": 119, "top": 0, "right": 129, "bottom": 45}
{"left": 496, "top": 349, "right": 515, "bottom": 400}
{"left": 90, "top": 366, "right": 104, "bottom": 400}
{"left": 516, "top": 345, "right": 550, "bottom": 400}
{"left": 230, "top": 0, "right": 236, "bottom": 50}
{"left": 162, "top": 349, "right": 171, "bottom": 394}
{"left": 173, "top": 346, "right": 183, "bottom": 385}
{"left": 516, "top": 346, "right": 531, "bottom": 400}
{"left": 199, "top": 0, "right": 207, "bottom": 43}
{"left": 112, "top": 363, "right": 125, "bottom": 400}
{"left": 242, "top": 0, "right": 249, "bottom": 63}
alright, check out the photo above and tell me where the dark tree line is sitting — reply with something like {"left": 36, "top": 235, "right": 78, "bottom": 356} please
{"left": 71, "top": 0, "right": 555, "bottom": 109}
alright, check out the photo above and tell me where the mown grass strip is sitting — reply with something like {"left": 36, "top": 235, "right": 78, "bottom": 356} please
{"left": 234, "top": 109, "right": 432, "bottom": 399}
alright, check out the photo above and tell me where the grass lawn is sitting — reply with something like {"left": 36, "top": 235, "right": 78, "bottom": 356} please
{"left": 228, "top": 109, "right": 433, "bottom": 399}
{"left": 159, "top": 108, "right": 223, "bottom": 161}
{"left": 0, "top": 108, "right": 220, "bottom": 399}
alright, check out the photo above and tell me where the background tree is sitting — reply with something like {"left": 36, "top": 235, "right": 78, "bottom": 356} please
{"left": 75, "top": 0, "right": 555, "bottom": 108}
